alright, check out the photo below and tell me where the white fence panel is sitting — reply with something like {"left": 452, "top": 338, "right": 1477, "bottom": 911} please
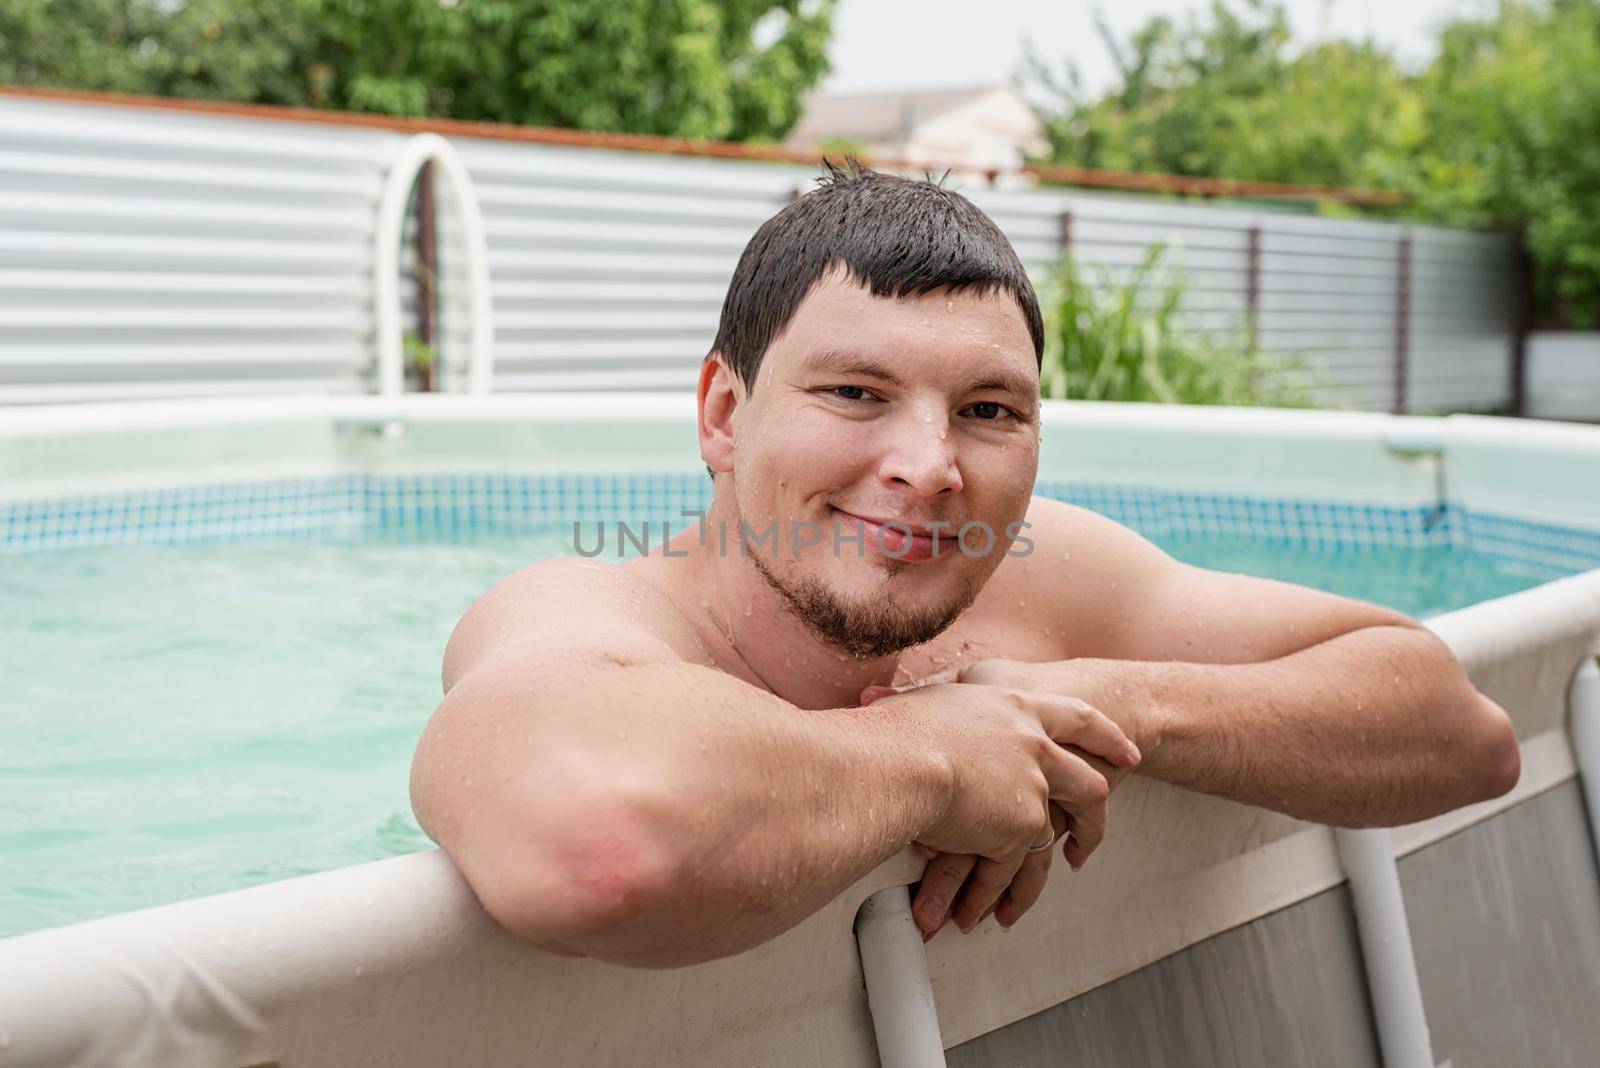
{"left": 1528, "top": 332, "right": 1600, "bottom": 422}
{"left": 0, "top": 96, "right": 401, "bottom": 405}
{"left": 447, "top": 138, "right": 807, "bottom": 394}
{"left": 0, "top": 94, "right": 1525, "bottom": 414}
{"left": 969, "top": 190, "right": 1517, "bottom": 413}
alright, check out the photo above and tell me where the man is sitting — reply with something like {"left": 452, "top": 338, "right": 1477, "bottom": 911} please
{"left": 409, "top": 161, "right": 1519, "bottom": 970}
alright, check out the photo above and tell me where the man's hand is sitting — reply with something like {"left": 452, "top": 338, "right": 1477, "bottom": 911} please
{"left": 862, "top": 658, "right": 1152, "bottom": 940}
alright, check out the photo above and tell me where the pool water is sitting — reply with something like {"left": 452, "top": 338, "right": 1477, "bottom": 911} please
{"left": 0, "top": 520, "right": 1566, "bottom": 937}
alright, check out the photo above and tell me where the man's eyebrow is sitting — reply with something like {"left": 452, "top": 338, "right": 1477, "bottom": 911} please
{"left": 798, "top": 348, "right": 906, "bottom": 387}
{"left": 799, "top": 348, "right": 1037, "bottom": 400}
{"left": 966, "top": 370, "right": 1039, "bottom": 401}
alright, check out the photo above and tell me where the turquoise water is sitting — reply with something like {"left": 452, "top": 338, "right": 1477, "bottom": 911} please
{"left": 0, "top": 522, "right": 1566, "bottom": 937}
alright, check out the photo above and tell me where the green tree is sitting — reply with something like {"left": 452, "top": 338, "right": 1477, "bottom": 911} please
{"left": 1022, "top": 0, "right": 1600, "bottom": 326}
{"left": 1021, "top": 0, "right": 1419, "bottom": 191}
{"left": 0, "top": 1, "right": 328, "bottom": 102}
{"left": 1412, "top": 0, "right": 1600, "bottom": 326}
{"left": 0, "top": 0, "right": 835, "bottom": 141}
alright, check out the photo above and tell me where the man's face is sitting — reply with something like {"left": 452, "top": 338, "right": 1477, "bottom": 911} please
{"left": 719, "top": 267, "right": 1041, "bottom": 658}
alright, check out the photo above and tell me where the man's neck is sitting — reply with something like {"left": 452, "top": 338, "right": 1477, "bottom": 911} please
{"left": 678, "top": 499, "right": 905, "bottom": 712}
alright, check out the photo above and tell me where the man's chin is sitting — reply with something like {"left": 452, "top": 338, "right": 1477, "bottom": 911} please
{"left": 748, "top": 552, "right": 976, "bottom": 659}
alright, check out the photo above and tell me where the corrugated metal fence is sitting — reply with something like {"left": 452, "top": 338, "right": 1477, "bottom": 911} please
{"left": 0, "top": 93, "right": 1550, "bottom": 415}
{"left": 0, "top": 95, "right": 403, "bottom": 404}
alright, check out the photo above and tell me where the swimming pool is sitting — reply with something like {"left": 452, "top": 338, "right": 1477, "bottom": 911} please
{"left": 2, "top": 394, "right": 1599, "bottom": 1067}
{"left": 4, "top": 405, "right": 1599, "bottom": 936}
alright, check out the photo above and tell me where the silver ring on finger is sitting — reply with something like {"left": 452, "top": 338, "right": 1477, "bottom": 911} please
{"left": 1026, "top": 827, "right": 1057, "bottom": 855}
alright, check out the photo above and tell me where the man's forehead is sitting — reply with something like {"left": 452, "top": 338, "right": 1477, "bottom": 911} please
{"left": 795, "top": 346, "right": 1037, "bottom": 399}
{"left": 773, "top": 274, "right": 1035, "bottom": 378}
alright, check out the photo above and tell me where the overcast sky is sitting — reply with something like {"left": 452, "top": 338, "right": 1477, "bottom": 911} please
{"left": 821, "top": 0, "right": 1490, "bottom": 97}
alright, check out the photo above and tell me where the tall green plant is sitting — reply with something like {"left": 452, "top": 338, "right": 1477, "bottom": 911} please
{"left": 1039, "top": 244, "right": 1318, "bottom": 407}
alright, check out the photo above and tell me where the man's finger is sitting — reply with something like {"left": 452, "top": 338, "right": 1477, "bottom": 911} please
{"left": 995, "top": 805, "right": 1068, "bottom": 927}
{"left": 1032, "top": 692, "right": 1141, "bottom": 768}
{"left": 951, "top": 852, "right": 1026, "bottom": 932}
{"left": 912, "top": 853, "right": 978, "bottom": 933}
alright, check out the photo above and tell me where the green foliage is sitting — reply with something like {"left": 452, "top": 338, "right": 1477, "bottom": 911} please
{"left": 0, "top": 1, "right": 327, "bottom": 103}
{"left": 0, "top": 0, "right": 835, "bottom": 140}
{"left": 1022, "top": 0, "right": 1421, "bottom": 191}
{"left": 1412, "top": 0, "right": 1600, "bottom": 326}
{"left": 815, "top": 134, "right": 869, "bottom": 157}
{"left": 1039, "top": 245, "right": 1317, "bottom": 408}
{"left": 402, "top": 332, "right": 434, "bottom": 370}
{"left": 1022, "top": 0, "right": 1600, "bottom": 326}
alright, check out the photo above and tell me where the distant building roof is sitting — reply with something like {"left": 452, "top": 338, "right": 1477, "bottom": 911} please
{"left": 787, "top": 85, "right": 1012, "bottom": 147}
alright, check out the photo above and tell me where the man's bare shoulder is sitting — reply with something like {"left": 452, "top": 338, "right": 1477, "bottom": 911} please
{"left": 1005, "top": 494, "right": 1171, "bottom": 579}
{"left": 972, "top": 494, "right": 1178, "bottom": 657}
{"left": 440, "top": 555, "right": 708, "bottom": 696}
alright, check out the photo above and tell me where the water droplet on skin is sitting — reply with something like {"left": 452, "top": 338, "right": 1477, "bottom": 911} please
{"left": 617, "top": 730, "right": 628, "bottom": 740}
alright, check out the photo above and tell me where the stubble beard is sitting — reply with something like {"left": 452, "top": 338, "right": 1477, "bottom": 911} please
{"left": 741, "top": 516, "right": 980, "bottom": 660}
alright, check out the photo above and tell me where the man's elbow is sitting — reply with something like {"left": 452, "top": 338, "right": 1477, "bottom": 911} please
{"left": 466, "top": 796, "right": 680, "bottom": 963}
{"left": 1462, "top": 692, "right": 1521, "bottom": 804}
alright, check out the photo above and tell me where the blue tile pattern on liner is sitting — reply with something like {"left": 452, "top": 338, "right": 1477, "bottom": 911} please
{"left": 3, "top": 474, "right": 1600, "bottom": 577}
{"left": 1034, "top": 481, "right": 1456, "bottom": 549}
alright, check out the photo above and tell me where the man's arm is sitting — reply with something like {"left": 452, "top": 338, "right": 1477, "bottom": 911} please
{"left": 1017, "top": 498, "right": 1520, "bottom": 827}
{"left": 980, "top": 635, "right": 1517, "bottom": 826}
{"left": 411, "top": 560, "right": 953, "bottom": 968}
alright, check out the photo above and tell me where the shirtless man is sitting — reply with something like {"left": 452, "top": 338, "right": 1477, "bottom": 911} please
{"left": 410, "top": 162, "right": 1520, "bottom": 970}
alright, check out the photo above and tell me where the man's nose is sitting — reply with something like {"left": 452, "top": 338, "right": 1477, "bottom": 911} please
{"left": 877, "top": 410, "right": 963, "bottom": 497}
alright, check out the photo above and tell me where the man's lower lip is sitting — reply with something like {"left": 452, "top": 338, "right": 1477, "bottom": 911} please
{"left": 832, "top": 509, "right": 943, "bottom": 561}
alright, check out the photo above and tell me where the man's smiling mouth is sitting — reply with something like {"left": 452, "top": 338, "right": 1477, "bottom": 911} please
{"left": 829, "top": 507, "right": 951, "bottom": 561}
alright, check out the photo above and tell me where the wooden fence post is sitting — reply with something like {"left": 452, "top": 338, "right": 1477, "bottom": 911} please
{"left": 414, "top": 160, "right": 437, "bottom": 392}
{"left": 1394, "top": 231, "right": 1412, "bottom": 414}
{"left": 1246, "top": 225, "right": 1262, "bottom": 352}
{"left": 1510, "top": 229, "right": 1533, "bottom": 417}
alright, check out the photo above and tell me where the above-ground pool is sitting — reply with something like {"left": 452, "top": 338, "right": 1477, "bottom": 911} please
{"left": 3, "top": 394, "right": 1600, "bottom": 1068}
{"left": 5, "top": 472, "right": 1597, "bottom": 936}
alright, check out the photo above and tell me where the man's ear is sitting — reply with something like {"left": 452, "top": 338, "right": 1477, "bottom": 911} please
{"left": 698, "top": 352, "right": 740, "bottom": 476}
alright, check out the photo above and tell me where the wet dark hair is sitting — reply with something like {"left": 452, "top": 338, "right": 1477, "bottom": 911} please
{"left": 708, "top": 158, "right": 1044, "bottom": 395}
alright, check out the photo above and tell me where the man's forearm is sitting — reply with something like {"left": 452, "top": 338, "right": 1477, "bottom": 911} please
{"left": 1068, "top": 624, "right": 1520, "bottom": 826}
{"left": 551, "top": 662, "right": 950, "bottom": 968}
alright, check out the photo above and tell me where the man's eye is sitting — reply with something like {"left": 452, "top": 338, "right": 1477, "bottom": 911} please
{"left": 966, "top": 401, "right": 1015, "bottom": 421}
{"left": 830, "top": 385, "right": 871, "bottom": 401}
